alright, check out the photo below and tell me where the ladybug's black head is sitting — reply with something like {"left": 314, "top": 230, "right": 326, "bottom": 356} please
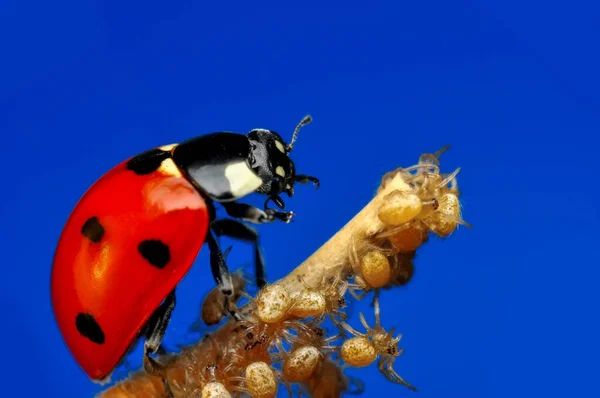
{"left": 247, "top": 115, "right": 319, "bottom": 210}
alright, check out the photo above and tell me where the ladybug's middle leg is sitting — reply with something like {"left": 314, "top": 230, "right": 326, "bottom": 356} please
{"left": 208, "top": 201, "right": 294, "bottom": 320}
{"left": 211, "top": 218, "right": 267, "bottom": 289}
{"left": 143, "top": 289, "right": 176, "bottom": 397}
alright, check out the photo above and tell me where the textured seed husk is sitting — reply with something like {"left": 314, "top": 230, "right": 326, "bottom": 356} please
{"left": 341, "top": 337, "right": 377, "bottom": 367}
{"left": 256, "top": 284, "right": 291, "bottom": 324}
{"left": 246, "top": 362, "right": 277, "bottom": 398}
{"left": 202, "top": 382, "right": 231, "bottom": 398}
{"left": 283, "top": 346, "right": 321, "bottom": 382}
{"left": 428, "top": 193, "right": 460, "bottom": 237}
{"left": 289, "top": 291, "right": 326, "bottom": 319}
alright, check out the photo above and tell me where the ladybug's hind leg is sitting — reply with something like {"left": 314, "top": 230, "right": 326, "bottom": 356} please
{"left": 143, "top": 290, "right": 176, "bottom": 397}
{"left": 211, "top": 219, "right": 267, "bottom": 289}
{"left": 205, "top": 231, "right": 243, "bottom": 321}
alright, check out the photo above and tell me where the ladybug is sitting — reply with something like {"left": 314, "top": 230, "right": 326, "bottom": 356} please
{"left": 50, "top": 115, "right": 319, "bottom": 384}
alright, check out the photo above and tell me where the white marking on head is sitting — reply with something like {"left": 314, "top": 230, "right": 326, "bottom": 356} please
{"left": 275, "top": 140, "right": 286, "bottom": 153}
{"left": 275, "top": 166, "right": 286, "bottom": 177}
{"left": 225, "top": 161, "right": 263, "bottom": 198}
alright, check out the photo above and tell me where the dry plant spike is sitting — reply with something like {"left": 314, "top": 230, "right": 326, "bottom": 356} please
{"left": 99, "top": 147, "right": 467, "bottom": 398}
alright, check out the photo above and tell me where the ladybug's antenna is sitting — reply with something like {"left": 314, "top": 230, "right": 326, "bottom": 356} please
{"left": 287, "top": 114, "right": 312, "bottom": 152}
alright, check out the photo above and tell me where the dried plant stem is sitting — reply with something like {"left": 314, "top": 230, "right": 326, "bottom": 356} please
{"left": 280, "top": 172, "right": 410, "bottom": 294}
{"left": 101, "top": 171, "right": 413, "bottom": 398}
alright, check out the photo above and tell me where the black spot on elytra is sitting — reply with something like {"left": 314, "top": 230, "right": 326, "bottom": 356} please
{"left": 126, "top": 148, "right": 171, "bottom": 175}
{"left": 76, "top": 313, "right": 105, "bottom": 344}
{"left": 81, "top": 217, "right": 104, "bottom": 243}
{"left": 138, "top": 240, "right": 171, "bottom": 268}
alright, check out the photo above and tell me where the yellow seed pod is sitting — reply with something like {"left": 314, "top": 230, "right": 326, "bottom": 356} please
{"left": 378, "top": 191, "right": 423, "bottom": 226}
{"left": 202, "top": 382, "right": 231, "bottom": 398}
{"left": 283, "top": 345, "right": 321, "bottom": 382}
{"left": 428, "top": 193, "right": 460, "bottom": 237}
{"left": 388, "top": 222, "right": 428, "bottom": 252}
{"left": 255, "top": 284, "right": 292, "bottom": 324}
{"left": 360, "top": 250, "right": 391, "bottom": 288}
{"left": 289, "top": 290, "right": 326, "bottom": 319}
{"left": 341, "top": 337, "right": 377, "bottom": 367}
{"left": 245, "top": 361, "right": 278, "bottom": 398}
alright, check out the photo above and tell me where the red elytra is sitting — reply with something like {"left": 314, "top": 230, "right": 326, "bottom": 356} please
{"left": 50, "top": 155, "right": 209, "bottom": 381}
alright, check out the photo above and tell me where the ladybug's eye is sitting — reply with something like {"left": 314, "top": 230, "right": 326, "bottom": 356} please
{"left": 248, "top": 146, "right": 257, "bottom": 166}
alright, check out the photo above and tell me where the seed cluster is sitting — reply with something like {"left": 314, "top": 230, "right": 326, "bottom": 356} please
{"left": 102, "top": 146, "right": 468, "bottom": 398}
{"left": 349, "top": 145, "right": 471, "bottom": 300}
{"left": 376, "top": 144, "right": 470, "bottom": 243}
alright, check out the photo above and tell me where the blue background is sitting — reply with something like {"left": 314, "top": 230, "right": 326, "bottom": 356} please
{"left": 1, "top": 1, "right": 597, "bottom": 397}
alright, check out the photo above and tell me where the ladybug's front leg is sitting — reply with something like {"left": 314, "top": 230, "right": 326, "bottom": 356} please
{"left": 221, "top": 201, "right": 295, "bottom": 224}
{"left": 295, "top": 174, "right": 320, "bottom": 188}
{"left": 143, "top": 290, "right": 176, "bottom": 397}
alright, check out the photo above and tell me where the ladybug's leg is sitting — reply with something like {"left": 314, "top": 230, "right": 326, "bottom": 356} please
{"left": 205, "top": 231, "right": 243, "bottom": 321}
{"left": 143, "top": 290, "right": 176, "bottom": 395}
{"left": 221, "top": 200, "right": 295, "bottom": 224}
{"left": 212, "top": 219, "right": 267, "bottom": 289}
{"left": 295, "top": 174, "right": 320, "bottom": 188}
